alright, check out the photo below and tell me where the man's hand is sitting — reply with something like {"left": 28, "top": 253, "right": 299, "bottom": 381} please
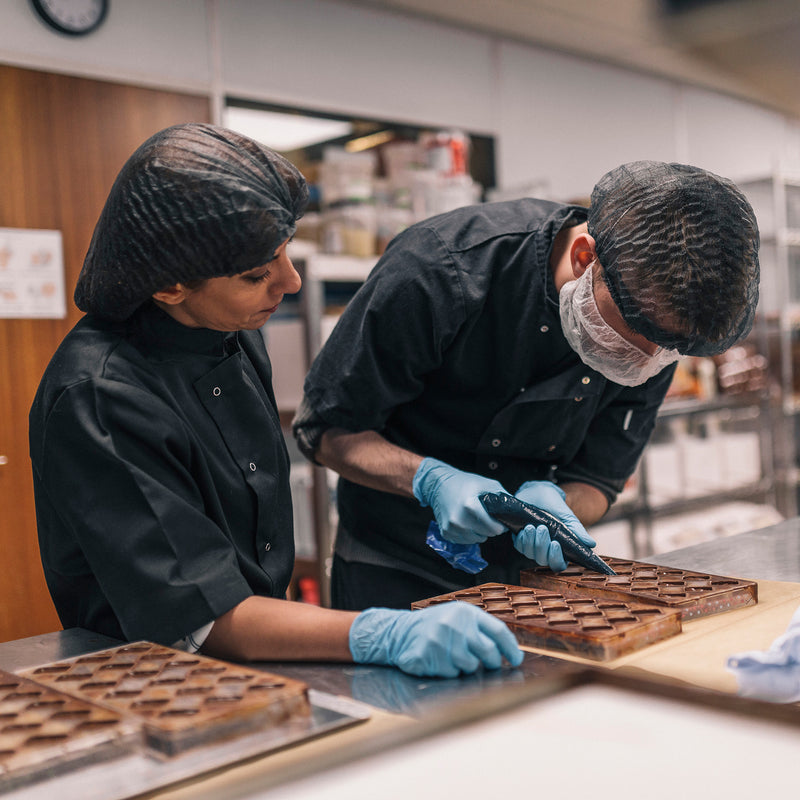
{"left": 413, "top": 458, "right": 508, "bottom": 544}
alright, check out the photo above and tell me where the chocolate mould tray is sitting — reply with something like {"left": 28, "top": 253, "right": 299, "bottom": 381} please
{"left": 411, "top": 582, "right": 681, "bottom": 661}
{"left": 520, "top": 557, "right": 758, "bottom": 620}
{"left": 19, "top": 642, "right": 311, "bottom": 757}
{"left": 1, "top": 689, "right": 368, "bottom": 800}
{"left": 0, "top": 669, "right": 140, "bottom": 792}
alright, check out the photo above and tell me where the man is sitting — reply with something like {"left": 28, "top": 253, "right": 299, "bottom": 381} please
{"left": 293, "top": 161, "right": 760, "bottom": 610}
{"left": 29, "top": 123, "right": 523, "bottom": 678}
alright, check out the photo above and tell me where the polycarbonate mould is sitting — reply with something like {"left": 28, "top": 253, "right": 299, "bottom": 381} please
{"left": 0, "top": 668, "right": 140, "bottom": 791}
{"left": 411, "top": 582, "right": 682, "bottom": 661}
{"left": 17, "top": 642, "right": 310, "bottom": 757}
{"left": 520, "top": 558, "right": 758, "bottom": 620}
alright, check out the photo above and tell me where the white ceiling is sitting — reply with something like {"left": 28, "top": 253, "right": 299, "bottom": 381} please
{"left": 347, "top": 0, "right": 800, "bottom": 118}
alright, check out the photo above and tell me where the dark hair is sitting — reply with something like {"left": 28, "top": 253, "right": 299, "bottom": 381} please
{"left": 75, "top": 123, "right": 309, "bottom": 320}
{"left": 588, "top": 161, "right": 759, "bottom": 356}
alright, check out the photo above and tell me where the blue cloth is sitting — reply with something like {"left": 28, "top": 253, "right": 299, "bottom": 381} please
{"left": 727, "top": 604, "right": 800, "bottom": 703}
{"left": 425, "top": 522, "right": 488, "bottom": 574}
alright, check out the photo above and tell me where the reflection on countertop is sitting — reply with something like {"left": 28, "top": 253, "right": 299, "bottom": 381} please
{"left": 647, "top": 517, "right": 800, "bottom": 583}
{"left": 262, "top": 651, "right": 581, "bottom": 717}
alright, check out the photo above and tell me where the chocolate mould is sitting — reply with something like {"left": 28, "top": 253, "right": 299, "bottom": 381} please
{"left": 411, "top": 582, "right": 681, "bottom": 661}
{"left": 0, "top": 669, "right": 140, "bottom": 791}
{"left": 520, "top": 557, "right": 758, "bottom": 620}
{"left": 19, "top": 642, "right": 311, "bottom": 757}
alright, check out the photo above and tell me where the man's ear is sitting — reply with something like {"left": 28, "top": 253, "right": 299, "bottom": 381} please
{"left": 570, "top": 233, "right": 598, "bottom": 278}
{"left": 152, "top": 284, "right": 188, "bottom": 306}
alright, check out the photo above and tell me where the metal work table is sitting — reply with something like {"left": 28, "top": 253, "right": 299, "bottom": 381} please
{"left": 1, "top": 520, "right": 799, "bottom": 716}
{"left": 0, "top": 632, "right": 580, "bottom": 720}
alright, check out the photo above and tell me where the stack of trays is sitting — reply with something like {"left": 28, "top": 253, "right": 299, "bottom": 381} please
{"left": 0, "top": 670, "right": 140, "bottom": 792}
{"left": 1, "top": 642, "right": 310, "bottom": 790}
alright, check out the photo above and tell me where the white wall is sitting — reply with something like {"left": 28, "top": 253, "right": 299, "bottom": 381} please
{"left": 0, "top": 0, "right": 211, "bottom": 91}
{"left": 1, "top": 0, "right": 798, "bottom": 199}
{"left": 681, "top": 88, "right": 800, "bottom": 182}
{"left": 496, "top": 43, "right": 680, "bottom": 201}
{"left": 220, "top": 0, "right": 497, "bottom": 134}
{"left": 495, "top": 41, "right": 800, "bottom": 200}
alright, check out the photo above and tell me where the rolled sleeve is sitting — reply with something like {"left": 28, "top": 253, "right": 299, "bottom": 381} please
{"left": 292, "top": 396, "right": 331, "bottom": 464}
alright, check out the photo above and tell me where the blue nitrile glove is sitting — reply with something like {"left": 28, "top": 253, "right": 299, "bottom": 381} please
{"left": 513, "top": 480, "right": 596, "bottom": 570}
{"left": 413, "top": 457, "right": 507, "bottom": 544}
{"left": 349, "top": 601, "right": 524, "bottom": 678}
{"left": 726, "top": 605, "right": 800, "bottom": 703}
{"left": 512, "top": 523, "right": 570, "bottom": 572}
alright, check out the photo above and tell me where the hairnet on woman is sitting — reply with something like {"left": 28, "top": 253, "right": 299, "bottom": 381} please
{"left": 74, "top": 122, "right": 309, "bottom": 320}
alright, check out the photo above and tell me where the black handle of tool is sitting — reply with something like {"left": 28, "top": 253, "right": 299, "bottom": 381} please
{"left": 479, "top": 492, "right": 616, "bottom": 575}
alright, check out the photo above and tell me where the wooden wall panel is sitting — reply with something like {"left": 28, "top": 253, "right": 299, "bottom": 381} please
{"left": 0, "top": 66, "right": 210, "bottom": 643}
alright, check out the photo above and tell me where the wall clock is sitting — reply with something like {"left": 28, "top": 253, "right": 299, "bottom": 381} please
{"left": 31, "top": 0, "right": 109, "bottom": 37}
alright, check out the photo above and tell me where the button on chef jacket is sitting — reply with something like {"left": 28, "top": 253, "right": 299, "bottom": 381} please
{"left": 296, "top": 198, "right": 676, "bottom": 589}
{"left": 29, "top": 302, "right": 294, "bottom": 645}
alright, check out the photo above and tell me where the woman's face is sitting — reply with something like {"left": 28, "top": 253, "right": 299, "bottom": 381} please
{"left": 158, "top": 238, "right": 302, "bottom": 331}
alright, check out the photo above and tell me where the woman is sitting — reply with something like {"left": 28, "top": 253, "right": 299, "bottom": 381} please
{"left": 28, "top": 123, "right": 521, "bottom": 678}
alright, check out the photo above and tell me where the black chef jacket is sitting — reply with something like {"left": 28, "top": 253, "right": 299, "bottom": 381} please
{"left": 296, "top": 198, "right": 676, "bottom": 589}
{"left": 29, "top": 302, "right": 294, "bottom": 644}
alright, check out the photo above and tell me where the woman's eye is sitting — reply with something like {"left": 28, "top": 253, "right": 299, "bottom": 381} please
{"left": 244, "top": 271, "right": 270, "bottom": 284}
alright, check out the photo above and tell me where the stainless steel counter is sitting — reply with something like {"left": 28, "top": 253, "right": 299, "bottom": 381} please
{"left": 647, "top": 517, "right": 800, "bottom": 582}
{"left": 2, "top": 519, "right": 798, "bottom": 719}
{"left": 0, "top": 627, "right": 120, "bottom": 673}
{"left": 0, "top": 630, "right": 581, "bottom": 718}
{"left": 264, "top": 519, "right": 800, "bottom": 709}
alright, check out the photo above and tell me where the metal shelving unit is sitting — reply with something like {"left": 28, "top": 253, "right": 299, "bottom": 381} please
{"left": 289, "top": 244, "right": 378, "bottom": 605}
{"left": 739, "top": 167, "right": 800, "bottom": 521}
{"left": 606, "top": 390, "right": 781, "bottom": 556}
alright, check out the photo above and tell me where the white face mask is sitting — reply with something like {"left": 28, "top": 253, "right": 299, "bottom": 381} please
{"left": 559, "top": 264, "right": 680, "bottom": 386}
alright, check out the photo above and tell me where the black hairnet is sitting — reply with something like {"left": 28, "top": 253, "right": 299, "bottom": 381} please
{"left": 74, "top": 123, "right": 309, "bottom": 320}
{"left": 587, "top": 161, "right": 760, "bottom": 357}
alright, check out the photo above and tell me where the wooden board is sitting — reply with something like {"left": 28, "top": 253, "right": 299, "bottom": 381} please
{"left": 0, "top": 64, "right": 211, "bottom": 643}
{"left": 520, "top": 557, "right": 758, "bottom": 620}
{"left": 19, "top": 642, "right": 311, "bottom": 756}
{"left": 411, "top": 583, "right": 681, "bottom": 661}
{"left": 0, "top": 669, "right": 140, "bottom": 792}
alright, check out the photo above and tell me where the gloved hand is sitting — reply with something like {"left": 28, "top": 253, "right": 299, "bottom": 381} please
{"left": 349, "top": 601, "right": 524, "bottom": 678}
{"left": 512, "top": 480, "right": 596, "bottom": 571}
{"left": 413, "top": 457, "right": 507, "bottom": 544}
{"left": 726, "top": 605, "right": 800, "bottom": 703}
{"left": 512, "top": 523, "right": 569, "bottom": 571}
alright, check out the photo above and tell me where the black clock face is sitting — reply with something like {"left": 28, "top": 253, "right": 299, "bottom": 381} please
{"left": 31, "top": 0, "right": 109, "bottom": 37}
